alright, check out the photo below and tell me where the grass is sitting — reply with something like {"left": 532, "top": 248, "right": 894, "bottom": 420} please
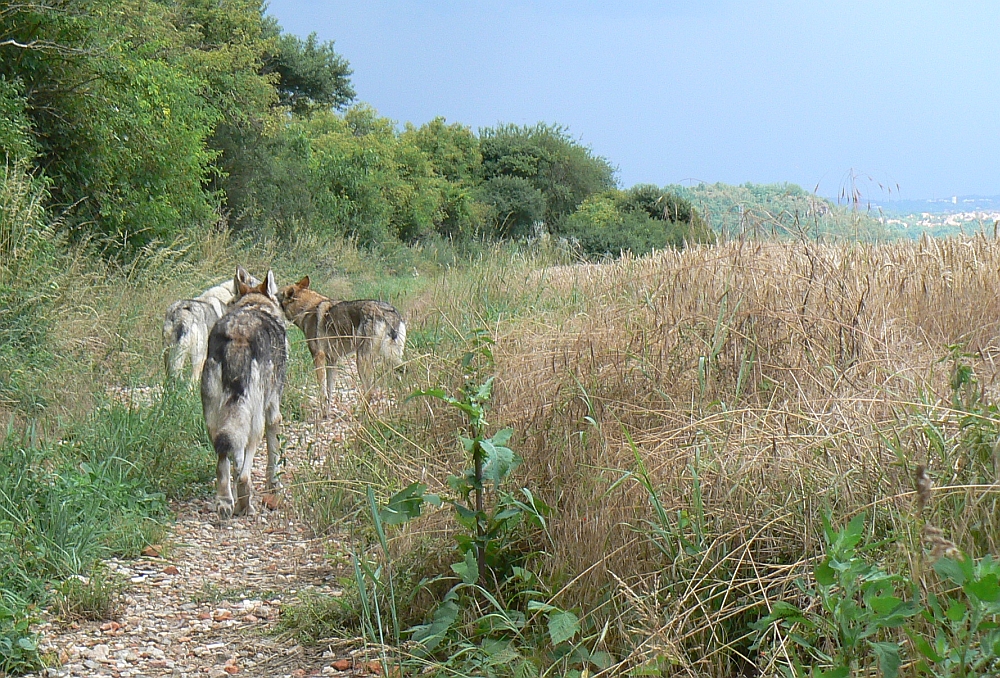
{"left": 9, "top": 152, "right": 1000, "bottom": 675}
{"left": 284, "top": 237, "right": 1000, "bottom": 676}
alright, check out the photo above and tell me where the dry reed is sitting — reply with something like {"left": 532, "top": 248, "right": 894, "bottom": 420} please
{"left": 379, "top": 236, "right": 1000, "bottom": 675}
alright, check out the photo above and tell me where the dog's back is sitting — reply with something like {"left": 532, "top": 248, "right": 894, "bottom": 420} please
{"left": 201, "top": 292, "right": 287, "bottom": 454}
{"left": 162, "top": 298, "right": 224, "bottom": 383}
{"left": 201, "top": 269, "right": 287, "bottom": 519}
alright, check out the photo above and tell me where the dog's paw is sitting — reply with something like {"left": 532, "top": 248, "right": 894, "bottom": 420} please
{"left": 217, "top": 499, "right": 234, "bottom": 521}
{"left": 234, "top": 495, "right": 254, "bottom": 517}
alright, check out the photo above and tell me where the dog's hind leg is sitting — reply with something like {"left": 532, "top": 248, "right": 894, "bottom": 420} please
{"left": 234, "top": 430, "right": 259, "bottom": 517}
{"left": 264, "top": 400, "right": 282, "bottom": 493}
{"left": 213, "top": 432, "right": 236, "bottom": 520}
{"left": 190, "top": 329, "right": 208, "bottom": 386}
{"left": 311, "top": 348, "right": 329, "bottom": 414}
{"left": 325, "top": 363, "right": 337, "bottom": 408}
{"left": 356, "top": 340, "right": 376, "bottom": 396}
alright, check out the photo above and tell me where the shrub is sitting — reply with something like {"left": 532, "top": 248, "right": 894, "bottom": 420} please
{"left": 474, "top": 175, "right": 545, "bottom": 239}
{"left": 560, "top": 186, "right": 714, "bottom": 257}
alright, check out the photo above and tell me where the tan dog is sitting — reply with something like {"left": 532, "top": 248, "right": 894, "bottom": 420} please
{"left": 277, "top": 276, "right": 406, "bottom": 409}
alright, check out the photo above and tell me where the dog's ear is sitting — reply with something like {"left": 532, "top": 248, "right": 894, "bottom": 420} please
{"left": 264, "top": 270, "right": 279, "bottom": 299}
{"left": 233, "top": 266, "right": 252, "bottom": 297}
{"left": 234, "top": 266, "right": 252, "bottom": 296}
{"left": 296, "top": 275, "right": 310, "bottom": 290}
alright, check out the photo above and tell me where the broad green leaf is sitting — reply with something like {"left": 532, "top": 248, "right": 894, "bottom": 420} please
{"left": 474, "top": 377, "right": 495, "bottom": 402}
{"left": 378, "top": 482, "right": 427, "bottom": 525}
{"left": 527, "top": 600, "right": 558, "bottom": 614}
{"left": 877, "top": 600, "right": 921, "bottom": 627}
{"left": 408, "top": 596, "right": 460, "bottom": 652}
{"left": 407, "top": 387, "right": 449, "bottom": 402}
{"left": 964, "top": 573, "right": 1000, "bottom": 602}
{"left": 814, "top": 559, "right": 836, "bottom": 587}
{"left": 816, "top": 667, "right": 850, "bottom": 678}
{"left": 492, "top": 427, "right": 514, "bottom": 447}
{"left": 481, "top": 440, "right": 521, "bottom": 484}
{"left": 867, "top": 594, "right": 903, "bottom": 615}
{"left": 451, "top": 549, "right": 479, "bottom": 585}
{"left": 547, "top": 609, "right": 580, "bottom": 646}
{"left": 869, "top": 641, "right": 901, "bottom": 678}
{"left": 945, "top": 600, "right": 967, "bottom": 622}
{"left": 934, "top": 557, "right": 968, "bottom": 585}
{"left": 910, "top": 633, "right": 944, "bottom": 663}
{"left": 840, "top": 512, "right": 866, "bottom": 551}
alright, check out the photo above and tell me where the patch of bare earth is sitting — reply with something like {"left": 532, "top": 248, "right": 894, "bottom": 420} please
{"left": 31, "top": 366, "right": 393, "bottom": 678}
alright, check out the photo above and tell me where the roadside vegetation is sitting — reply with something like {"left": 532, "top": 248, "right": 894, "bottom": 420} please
{"left": 4, "top": 2, "right": 1000, "bottom": 677}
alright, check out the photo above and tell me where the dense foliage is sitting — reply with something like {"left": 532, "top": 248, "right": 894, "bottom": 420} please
{"left": 561, "top": 184, "right": 715, "bottom": 256}
{"left": 0, "top": 0, "right": 712, "bottom": 256}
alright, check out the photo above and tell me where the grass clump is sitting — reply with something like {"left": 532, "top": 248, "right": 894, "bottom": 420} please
{"left": 52, "top": 567, "right": 128, "bottom": 622}
{"left": 289, "top": 237, "right": 1000, "bottom": 676}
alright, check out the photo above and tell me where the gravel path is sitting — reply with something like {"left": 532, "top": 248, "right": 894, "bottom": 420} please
{"left": 30, "top": 368, "right": 390, "bottom": 678}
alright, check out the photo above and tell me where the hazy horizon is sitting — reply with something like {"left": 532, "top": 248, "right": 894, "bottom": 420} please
{"left": 264, "top": 1, "right": 1000, "bottom": 202}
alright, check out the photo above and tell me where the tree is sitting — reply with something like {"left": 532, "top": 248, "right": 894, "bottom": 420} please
{"left": 478, "top": 123, "right": 616, "bottom": 231}
{"left": 0, "top": 0, "right": 284, "bottom": 251}
{"left": 402, "top": 117, "right": 481, "bottom": 184}
{"left": 263, "top": 21, "right": 355, "bottom": 114}
{"left": 474, "top": 175, "right": 545, "bottom": 239}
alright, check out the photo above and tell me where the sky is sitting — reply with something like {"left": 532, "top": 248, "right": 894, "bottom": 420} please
{"left": 264, "top": 1, "right": 1000, "bottom": 201}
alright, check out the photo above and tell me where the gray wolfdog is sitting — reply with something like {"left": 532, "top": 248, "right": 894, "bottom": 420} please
{"left": 162, "top": 269, "right": 260, "bottom": 384}
{"left": 201, "top": 268, "right": 288, "bottom": 519}
{"left": 277, "top": 276, "right": 406, "bottom": 408}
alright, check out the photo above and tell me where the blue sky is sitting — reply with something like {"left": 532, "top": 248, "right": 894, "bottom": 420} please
{"left": 265, "top": 1, "right": 1000, "bottom": 201}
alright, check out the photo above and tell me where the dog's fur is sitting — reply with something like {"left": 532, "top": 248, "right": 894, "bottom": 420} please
{"left": 277, "top": 276, "right": 406, "bottom": 407}
{"left": 162, "top": 269, "right": 260, "bottom": 384}
{"left": 201, "top": 268, "right": 288, "bottom": 519}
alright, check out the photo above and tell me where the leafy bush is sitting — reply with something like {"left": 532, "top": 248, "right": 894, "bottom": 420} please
{"left": 560, "top": 186, "right": 714, "bottom": 257}
{"left": 474, "top": 175, "right": 546, "bottom": 239}
{"left": 479, "top": 123, "right": 616, "bottom": 229}
{"left": 0, "top": 163, "right": 57, "bottom": 413}
{"left": 0, "top": 77, "right": 34, "bottom": 163}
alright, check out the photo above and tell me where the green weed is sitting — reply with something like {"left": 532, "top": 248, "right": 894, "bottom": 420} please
{"left": 53, "top": 566, "right": 127, "bottom": 622}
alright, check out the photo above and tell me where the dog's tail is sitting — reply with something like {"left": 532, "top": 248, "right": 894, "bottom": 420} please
{"left": 213, "top": 431, "right": 235, "bottom": 463}
{"left": 163, "top": 302, "right": 193, "bottom": 378}
{"left": 378, "top": 312, "right": 406, "bottom": 370}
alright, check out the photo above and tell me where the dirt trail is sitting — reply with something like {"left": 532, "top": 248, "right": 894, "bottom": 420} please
{"left": 29, "top": 370, "right": 384, "bottom": 678}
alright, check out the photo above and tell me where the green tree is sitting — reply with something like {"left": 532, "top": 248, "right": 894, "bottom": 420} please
{"left": 402, "top": 118, "right": 483, "bottom": 239}
{"left": 474, "top": 175, "right": 546, "bottom": 239}
{"left": 0, "top": 78, "right": 35, "bottom": 163}
{"left": 0, "top": 0, "right": 280, "bottom": 251}
{"left": 478, "top": 122, "right": 616, "bottom": 232}
{"left": 263, "top": 22, "right": 355, "bottom": 114}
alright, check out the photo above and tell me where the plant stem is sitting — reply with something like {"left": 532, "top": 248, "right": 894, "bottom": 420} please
{"left": 474, "top": 440, "right": 486, "bottom": 581}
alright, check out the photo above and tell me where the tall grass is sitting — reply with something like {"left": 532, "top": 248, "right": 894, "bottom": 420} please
{"left": 323, "top": 237, "right": 1000, "bottom": 675}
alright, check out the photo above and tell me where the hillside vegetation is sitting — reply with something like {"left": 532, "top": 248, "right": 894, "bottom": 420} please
{"left": 669, "top": 182, "right": 892, "bottom": 241}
